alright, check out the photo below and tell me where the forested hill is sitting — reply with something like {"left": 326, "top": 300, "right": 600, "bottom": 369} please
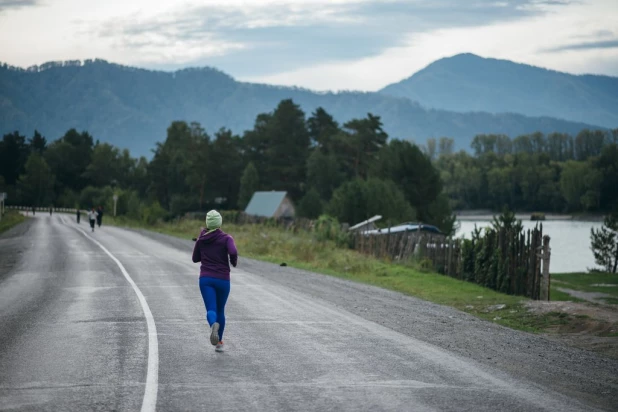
{"left": 0, "top": 59, "right": 600, "bottom": 157}
{"left": 380, "top": 53, "right": 618, "bottom": 129}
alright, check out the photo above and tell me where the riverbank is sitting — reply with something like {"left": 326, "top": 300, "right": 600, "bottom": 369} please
{"left": 106, "top": 216, "right": 617, "bottom": 358}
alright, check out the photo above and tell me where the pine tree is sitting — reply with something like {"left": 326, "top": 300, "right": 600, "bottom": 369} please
{"left": 590, "top": 211, "right": 618, "bottom": 273}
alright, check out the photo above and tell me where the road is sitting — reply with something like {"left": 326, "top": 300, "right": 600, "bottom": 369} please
{"left": 0, "top": 215, "right": 616, "bottom": 411}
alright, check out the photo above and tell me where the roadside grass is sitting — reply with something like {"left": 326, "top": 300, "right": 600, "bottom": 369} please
{"left": 0, "top": 210, "right": 26, "bottom": 234}
{"left": 106, "top": 216, "right": 600, "bottom": 333}
{"left": 551, "top": 272, "right": 618, "bottom": 305}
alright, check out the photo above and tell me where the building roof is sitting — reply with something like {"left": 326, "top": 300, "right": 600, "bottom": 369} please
{"left": 363, "top": 222, "right": 442, "bottom": 235}
{"left": 244, "top": 191, "right": 288, "bottom": 217}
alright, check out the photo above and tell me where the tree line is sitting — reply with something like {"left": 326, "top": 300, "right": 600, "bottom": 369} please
{"left": 428, "top": 131, "right": 618, "bottom": 213}
{"left": 0, "top": 100, "right": 452, "bottom": 231}
{"left": 1, "top": 99, "right": 616, "bottom": 234}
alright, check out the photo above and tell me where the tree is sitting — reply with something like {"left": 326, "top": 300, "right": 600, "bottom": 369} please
{"left": 560, "top": 160, "right": 602, "bottom": 211}
{"left": 424, "top": 138, "right": 437, "bottom": 160}
{"left": 342, "top": 113, "right": 388, "bottom": 179}
{"left": 83, "top": 143, "right": 123, "bottom": 187}
{"left": 596, "top": 144, "right": 618, "bottom": 211}
{"left": 327, "top": 178, "right": 414, "bottom": 225}
{"left": 590, "top": 211, "right": 618, "bottom": 273}
{"left": 373, "top": 139, "right": 442, "bottom": 222}
{"left": 306, "top": 149, "right": 342, "bottom": 201}
{"left": 44, "top": 129, "right": 94, "bottom": 194}
{"left": 307, "top": 107, "right": 339, "bottom": 151}
{"left": 297, "top": 188, "right": 323, "bottom": 219}
{"left": 238, "top": 162, "right": 259, "bottom": 210}
{"left": 0, "top": 131, "right": 29, "bottom": 185}
{"left": 18, "top": 153, "right": 55, "bottom": 207}
{"left": 29, "top": 130, "right": 47, "bottom": 154}
{"left": 438, "top": 137, "right": 454, "bottom": 157}
{"left": 207, "top": 128, "right": 244, "bottom": 209}
{"left": 245, "top": 100, "right": 310, "bottom": 201}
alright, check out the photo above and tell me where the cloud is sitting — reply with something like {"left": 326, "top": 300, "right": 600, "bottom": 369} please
{"left": 90, "top": 0, "right": 570, "bottom": 76}
{"left": 0, "top": 0, "right": 41, "bottom": 11}
{"left": 546, "top": 39, "right": 618, "bottom": 52}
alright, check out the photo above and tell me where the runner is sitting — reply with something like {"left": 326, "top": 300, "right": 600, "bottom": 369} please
{"left": 87, "top": 208, "right": 98, "bottom": 232}
{"left": 192, "top": 210, "right": 238, "bottom": 352}
{"left": 96, "top": 206, "right": 104, "bottom": 228}
{"left": 76, "top": 209, "right": 81, "bottom": 224}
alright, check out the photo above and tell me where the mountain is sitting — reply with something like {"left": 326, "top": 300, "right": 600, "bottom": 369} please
{"left": 0, "top": 59, "right": 602, "bottom": 157}
{"left": 380, "top": 53, "right": 618, "bottom": 129}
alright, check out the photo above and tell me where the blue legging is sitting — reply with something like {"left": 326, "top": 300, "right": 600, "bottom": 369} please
{"left": 199, "top": 277, "right": 231, "bottom": 341}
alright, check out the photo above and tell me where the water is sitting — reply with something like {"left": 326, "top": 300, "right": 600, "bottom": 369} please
{"left": 455, "top": 220, "right": 604, "bottom": 273}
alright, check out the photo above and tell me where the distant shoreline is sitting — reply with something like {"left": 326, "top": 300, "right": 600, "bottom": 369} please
{"left": 454, "top": 210, "right": 604, "bottom": 222}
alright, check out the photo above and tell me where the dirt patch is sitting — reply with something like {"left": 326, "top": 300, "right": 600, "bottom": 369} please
{"left": 525, "top": 300, "right": 618, "bottom": 359}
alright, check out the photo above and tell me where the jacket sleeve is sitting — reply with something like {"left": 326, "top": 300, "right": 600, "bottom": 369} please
{"left": 227, "top": 235, "right": 238, "bottom": 267}
{"left": 192, "top": 238, "right": 201, "bottom": 263}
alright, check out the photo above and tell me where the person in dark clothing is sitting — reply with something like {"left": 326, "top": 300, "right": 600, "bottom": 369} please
{"left": 96, "top": 206, "right": 103, "bottom": 228}
{"left": 32, "top": 206, "right": 35, "bottom": 216}
{"left": 76, "top": 209, "right": 81, "bottom": 224}
{"left": 49, "top": 207, "right": 52, "bottom": 216}
{"left": 192, "top": 210, "right": 238, "bottom": 352}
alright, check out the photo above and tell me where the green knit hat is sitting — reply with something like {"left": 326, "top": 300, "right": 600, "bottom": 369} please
{"left": 206, "top": 210, "right": 222, "bottom": 232}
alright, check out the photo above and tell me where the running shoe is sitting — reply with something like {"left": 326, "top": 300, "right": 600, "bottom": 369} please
{"left": 210, "top": 322, "right": 220, "bottom": 346}
{"left": 215, "top": 341, "right": 224, "bottom": 352}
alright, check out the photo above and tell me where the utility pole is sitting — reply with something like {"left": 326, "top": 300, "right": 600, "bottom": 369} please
{"left": 113, "top": 194, "right": 118, "bottom": 217}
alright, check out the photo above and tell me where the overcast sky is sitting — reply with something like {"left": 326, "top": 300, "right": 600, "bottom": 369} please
{"left": 1, "top": 0, "right": 617, "bottom": 91}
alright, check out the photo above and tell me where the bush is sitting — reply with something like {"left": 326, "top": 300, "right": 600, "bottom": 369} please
{"left": 314, "top": 214, "right": 350, "bottom": 247}
{"left": 139, "top": 201, "right": 167, "bottom": 225}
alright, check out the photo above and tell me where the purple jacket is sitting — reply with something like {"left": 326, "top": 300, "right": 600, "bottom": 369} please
{"left": 192, "top": 229, "right": 238, "bottom": 280}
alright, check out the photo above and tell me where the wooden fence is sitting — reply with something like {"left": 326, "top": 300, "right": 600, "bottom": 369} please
{"left": 352, "top": 225, "right": 551, "bottom": 300}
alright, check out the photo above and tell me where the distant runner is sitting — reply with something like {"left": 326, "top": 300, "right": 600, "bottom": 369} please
{"left": 96, "top": 206, "right": 104, "bottom": 228}
{"left": 87, "top": 208, "right": 98, "bottom": 232}
{"left": 192, "top": 210, "right": 238, "bottom": 352}
{"left": 76, "top": 209, "right": 81, "bottom": 224}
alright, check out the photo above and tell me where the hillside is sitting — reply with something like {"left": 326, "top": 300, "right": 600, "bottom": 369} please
{"left": 0, "top": 59, "right": 601, "bottom": 156}
{"left": 380, "top": 53, "right": 618, "bottom": 129}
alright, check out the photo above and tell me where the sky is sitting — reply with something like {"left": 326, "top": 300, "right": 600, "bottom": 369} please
{"left": 1, "top": 0, "right": 617, "bottom": 91}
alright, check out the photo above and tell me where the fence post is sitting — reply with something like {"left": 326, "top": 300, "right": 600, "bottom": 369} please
{"left": 540, "top": 235, "right": 551, "bottom": 301}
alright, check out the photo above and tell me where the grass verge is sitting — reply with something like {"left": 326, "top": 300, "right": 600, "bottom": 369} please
{"left": 0, "top": 210, "right": 26, "bottom": 234}
{"left": 551, "top": 272, "right": 618, "bottom": 305}
{"left": 106, "top": 216, "right": 608, "bottom": 334}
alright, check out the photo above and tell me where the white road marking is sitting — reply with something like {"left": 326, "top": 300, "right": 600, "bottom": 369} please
{"left": 61, "top": 216, "right": 159, "bottom": 412}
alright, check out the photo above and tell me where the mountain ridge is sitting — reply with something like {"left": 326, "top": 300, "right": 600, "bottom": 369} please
{"left": 379, "top": 53, "right": 618, "bottom": 129}
{"left": 0, "top": 57, "right": 603, "bottom": 157}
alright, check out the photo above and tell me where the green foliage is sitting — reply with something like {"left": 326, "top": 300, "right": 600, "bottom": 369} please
{"left": 306, "top": 150, "right": 341, "bottom": 200}
{"left": 560, "top": 160, "right": 602, "bottom": 211}
{"left": 297, "top": 188, "right": 323, "bottom": 219}
{"left": 590, "top": 211, "right": 618, "bottom": 273}
{"left": 313, "top": 215, "right": 349, "bottom": 247}
{"left": 238, "top": 162, "right": 259, "bottom": 210}
{"left": 327, "top": 178, "right": 415, "bottom": 225}
{"left": 139, "top": 201, "right": 167, "bottom": 225}
{"left": 462, "top": 210, "right": 536, "bottom": 297}
{"left": 435, "top": 132, "right": 616, "bottom": 213}
{"left": 17, "top": 153, "right": 55, "bottom": 207}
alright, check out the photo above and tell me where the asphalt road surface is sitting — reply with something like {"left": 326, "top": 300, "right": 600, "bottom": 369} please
{"left": 1, "top": 215, "right": 616, "bottom": 411}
